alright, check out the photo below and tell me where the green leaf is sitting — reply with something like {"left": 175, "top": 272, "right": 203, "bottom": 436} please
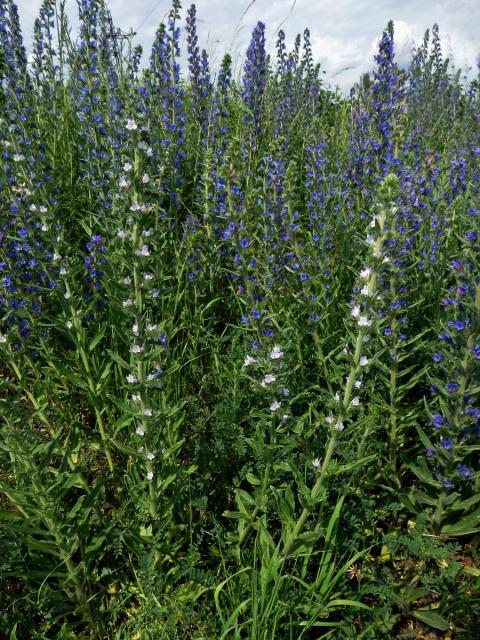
{"left": 89, "top": 322, "right": 108, "bottom": 351}
{"left": 327, "top": 599, "right": 371, "bottom": 610}
{"left": 245, "top": 472, "right": 261, "bottom": 486}
{"left": 408, "top": 461, "right": 442, "bottom": 488}
{"left": 412, "top": 610, "right": 449, "bottom": 631}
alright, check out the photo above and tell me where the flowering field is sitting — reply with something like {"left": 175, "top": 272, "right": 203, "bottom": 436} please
{"left": 0, "top": 0, "right": 479, "bottom": 637}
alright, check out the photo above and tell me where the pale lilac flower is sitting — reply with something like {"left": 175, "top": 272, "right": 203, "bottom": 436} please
{"left": 269, "top": 345, "right": 284, "bottom": 360}
{"left": 135, "top": 426, "right": 145, "bottom": 436}
{"left": 123, "top": 299, "right": 134, "bottom": 307}
{"left": 143, "top": 408, "right": 153, "bottom": 416}
{"left": 126, "top": 119, "right": 137, "bottom": 131}
{"left": 270, "top": 401, "right": 282, "bottom": 412}
{"left": 326, "top": 415, "right": 334, "bottom": 424}
{"left": 123, "top": 276, "right": 132, "bottom": 285}
{"left": 260, "top": 373, "right": 277, "bottom": 387}
{"left": 358, "top": 316, "right": 372, "bottom": 327}
{"left": 146, "top": 452, "right": 155, "bottom": 460}
{"left": 312, "top": 457, "right": 322, "bottom": 468}
{"left": 142, "top": 173, "right": 150, "bottom": 184}
{"left": 359, "top": 356, "right": 368, "bottom": 367}
{"left": 351, "top": 397, "right": 360, "bottom": 406}
{"left": 354, "top": 380, "right": 362, "bottom": 389}
{"left": 360, "top": 268, "right": 371, "bottom": 279}
{"left": 351, "top": 305, "right": 360, "bottom": 318}
{"left": 117, "top": 230, "right": 128, "bottom": 239}
{"left": 135, "top": 245, "right": 150, "bottom": 257}
{"left": 146, "top": 471, "right": 154, "bottom": 481}
{"left": 334, "top": 421, "right": 345, "bottom": 431}
{"left": 243, "top": 355, "right": 256, "bottom": 367}
{"left": 132, "top": 345, "right": 144, "bottom": 354}
{"left": 132, "top": 324, "right": 140, "bottom": 336}
{"left": 127, "top": 374, "right": 138, "bottom": 384}
{"left": 123, "top": 162, "right": 133, "bottom": 172}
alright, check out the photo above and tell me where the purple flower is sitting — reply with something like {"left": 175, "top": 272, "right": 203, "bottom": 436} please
{"left": 446, "top": 382, "right": 460, "bottom": 393}
{"left": 432, "top": 413, "right": 444, "bottom": 428}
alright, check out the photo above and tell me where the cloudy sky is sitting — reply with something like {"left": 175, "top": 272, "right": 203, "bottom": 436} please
{"left": 16, "top": 0, "right": 480, "bottom": 91}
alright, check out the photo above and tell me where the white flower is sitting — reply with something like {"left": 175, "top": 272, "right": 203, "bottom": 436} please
{"left": 354, "top": 379, "right": 362, "bottom": 389}
{"left": 333, "top": 392, "right": 340, "bottom": 402}
{"left": 60, "top": 267, "right": 67, "bottom": 275}
{"left": 351, "top": 396, "right": 360, "bottom": 406}
{"left": 0, "top": 334, "right": 6, "bottom": 343}
{"left": 360, "top": 268, "right": 371, "bottom": 279}
{"left": 260, "top": 373, "right": 277, "bottom": 388}
{"left": 359, "top": 356, "right": 368, "bottom": 367}
{"left": 132, "top": 324, "right": 139, "bottom": 336}
{"left": 41, "top": 223, "right": 48, "bottom": 231}
{"left": 326, "top": 415, "right": 334, "bottom": 424}
{"left": 281, "top": 414, "right": 290, "bottom": 422}
{"left": 366, "top": 233, "right": 375, "bottom": 244}
{"left": 146, "top": 471, "right": 154, "bottom": 481}
{"left": 131, "top": 394, "right": 140, "bottom": 402}
{"left": 53, "top": 252, "right": 61, "bottom": 261}
{"left": 64, "top": 291, "right": 71, "bottom": 299}
{"left": 270, "top": 401, "right": 282, "bottom": 412}
{"left": 123, "top": 162, "right": 133, "bottom": 172}
{"left": 132, "top": 345, "right": 144, "bottom": 354}
{"left": 312, "top": 457, "right": 322, "bottom": 468}
{"left": 243, "top": 355, "right": 256, "bottom": 367}
{"left": 135, "top": 426, "right": 145, "bottom": 436}
{"left": 147, "top": 324, "right": 157, "bottom": 332}
{"left": 123, "top": 276, "right": 132, "bottom": 285}
{"left": 146, "top": 147, "right": 153, "bottom": 157}
{"left": 39, "top": 206, "right": 47, "bottom": 213}
{"left": 146, "top": 452, "right": 155, "bottom": 460}
{"left": 119, "top": 177, "right": 130, "bottom": 188}
{"left": 143, "top": 408, "right": 153, "bottom": 416}
{"left": 142, "top": 173, "right": 150, "bottom": 184}
{"left": 13, "top": 153, "right": 24, "bottom": 162}
{"left": 281, "top": 388, "right": 290, "bottom": 397}
{"left": 143, "top": 273, "right": 154, "bottom": 280}
{"left": 66, "top": 321, "right": 72, "bottom": 329}
{"left": 127, "top": 374, "right": 138, "bottom": 384}
{"left": 126, "top": 119, "right": 137, "bottom": 131}
{"left": 135, "top": 245, "right": 150, "bottom": 257}
{"left": 130, "top": 202, "right": 140, "bottom": 211}
{"left": 358, "top": 316, "right": 372, "bottom": 327}
{"left": 334, "top": 421, "right": 345, "bottom": 431}
{"left": 360, "top": 285, "right": 373, "bottom": 297}
{"left": 269, "top": 345, "right": 284, "bottom": 360}
{"left": 143, "top": 228, "right": 153, "bottom": 237}
{"left": 117, "top": 229, "right": 128, "bottom": 239}
{"left": 122, "top": 299, "right": 134, "bottom": 307}
{"left": 351, "top": 305, "right": 360, "bottom": 318}
{"left": 138, "top": 140, "right": 147, "bottom": 150}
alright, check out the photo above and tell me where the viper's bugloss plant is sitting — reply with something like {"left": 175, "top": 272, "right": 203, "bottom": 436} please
{"left": 0, "top": 2, "right": 479, "bottom": 639}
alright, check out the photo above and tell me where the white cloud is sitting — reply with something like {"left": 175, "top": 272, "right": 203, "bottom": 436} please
{"left": 15, "top": 0, "right": 480, "bottom": 91}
